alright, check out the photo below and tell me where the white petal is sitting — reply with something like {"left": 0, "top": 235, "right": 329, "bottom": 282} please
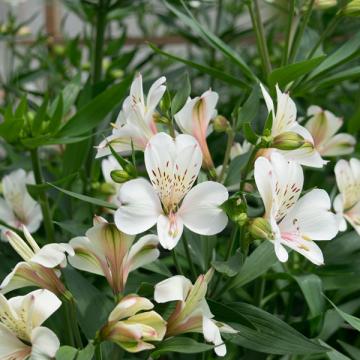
{"left": 130, "top": 73, "right": 145, "bottom": 109}
{"left": 203, "top": 317, "right": 226, "bottom": 357}
{"left": 102, "top": 155, "right": 123, "bottom": 183}
{"left": 31, "top": 326, "right": 60, "bottom": 359}
{"left": 154, "top": 275, "right": 193, "bottom": 303}
{"left": 146, "top": 76, "right": 166, "bottom": 115}
{"left": 179, "top": 181, "right": 228, "bottom": 235}
{"left": 260, "top": 83, "right": 274, "bottom": 114}
{"left": 126, "top": 234, "right": 160, "bottom": 272}
{"left": 30, "top": 243, "right": 74, "bottom": 268}
{"left": 274, "top": 239, "right": 289, "bottom": 262}
{"left": 68, "top": 236, "right": 105, "bottom": 276}
{"left": 0, "top": 262, "right": 36, "bottom": 294}
{"left": 344, "top": 200, "right": 360, "bottom": 236}
{"left": 156, "top": 214, "right": 183, "bottom": 250}
{"left": 320, "top": 133, "right": 356, "bottom": 157}
{"left": 115, "top": 178, "right": 162, "bottom": 235}
{"left": 0, "top": 323, "right": 29, "bottom": 359}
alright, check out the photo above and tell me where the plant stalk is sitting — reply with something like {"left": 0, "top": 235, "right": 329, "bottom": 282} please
{"left": 30, "top": 148, "right": 55, "bottom": 243}
{"left": 183, "top": 233, "right": 197, "bottom": 280}
{"left": 218, "top": 128, "right": 235, "bottom": 183}
{"left": 282, "top": 0, "right": 295, "bottom": 66}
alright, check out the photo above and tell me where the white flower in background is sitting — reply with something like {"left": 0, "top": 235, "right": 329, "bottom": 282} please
{"left": 304, "top": 106, "right": 355, "bottom": 157}
{"left": 254, "top": 152, "right": 338, "bottom": 265}
{"left": 260, "top": 84, "right": 326, "bottom": 168}
{"left": 154, "top": 273, "right": 236, "bottom": 357}
{"left": 96, "top": 73, "right": 166, "bottom": 158}
{"left": 99, "top": 294, "right": 166, "bottom": 352}
{"left": 0, "top": 289, "right": 61, "bottom": 360}
{"left": 101, "top": 155, "right": 123, "bottom": 207}
{"left": 69, "top": 216, "right": 159, "bottom": 294}
{"left": 114, "top": 132, "right": 229, "bottom": 250}
{"left": 174, "top": 90, "right": 218, "bottom": 170}
{"left": 334, "top": 158, "right": 360, "bottom": 234}
{"left": 1, "top": 227, "right": 73, "bottom": 295}
{"left": 0, "top": 169, "right": 42, "bottom": 235}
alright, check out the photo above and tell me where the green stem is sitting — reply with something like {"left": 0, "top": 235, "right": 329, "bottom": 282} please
{"left": 282, "top": 0, "right": 295, "bottom": 66}
{"left": 30, "top": 148, "right": 55, "bottom": 243}
{"left": 240, "top": 144, "right": 260, "bottom": 191}
{"left": 172, "top": 249, "right": 184, "bottom": 276}
{"left": 288, "top": 0, "right": 315, "bottom": 63}
{"left": 95, "top": 343, "right": 103, "bottom": 360}
{"left": 64, "top": 300, "right": 75, "bottom": 347}
{"left": 248, "top": 0, "right": 272, "bottom": 77}
{"left": 64, "top": 292, "right": 83, "bottom": 348}
{"left": 218, "top": 128, "right": 235, "bottom": 183}
{"left": 183, "top": 233, "right": 197, "bottom": 280}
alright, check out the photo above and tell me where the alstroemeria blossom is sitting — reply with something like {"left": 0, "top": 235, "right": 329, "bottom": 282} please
{"left": 101, "top": 155, "right": 123, "bottom": 207}
{"left": 114, "top": 132, "right": 229, "bottom": 250}
{"left": 69, "top": 216, "right": 159, "bottom": 294}
{"left": 96, "top": 73, "right": 166, "bottom": 158}
{"left": 174, "top": 90, "right": 218, "bottom": 169}
{"left": 254, "top": 152, "right": 338, "bottom": 265}
{"left": 1, "top": 227, "right": 73, "bottom": 295}
{"left": 99, "top": 294, "right": 166, "bottom": 353}
{"left": 0, "top": 289, "right": 61, "bottom": 359}
{"left": 304, "top": 105, "right": 355, "bottom": 157}
{"left": 154, "top": 274, "right": 236, "bottom": 357}
{"left": 260, "top": 84, "right": 326, "bottom": 168}
{"left": 0, "top": 169, "right": 42, "bottom": 235}
{"left": 334, "top": 158, "right": 360, "bottom": 234}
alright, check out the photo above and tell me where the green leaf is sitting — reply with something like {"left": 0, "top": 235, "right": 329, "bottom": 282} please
{"left": 327, "top": 297, "right": 360, "bottom": 332}
{"left": 48, "top": 183, "right": 117, "bottom": 210}
{"left": 339, "top": 340, "right": 360, "bottom": 359}
{"left": 318, "top": 340, "right": 351, "bottom": 360}
{"left": 268, "top": 56, "right": 325, "bottom": 88}
{"left": 151, "top": 337, "right": 213, "bottom": 358}
{"left": 308, "top": 32, "right": 360, "bottom": 80}
{"left": 225, "top": 302, "right": 329, "bottom": 355}
{"left": 56, "top": 76, "right": 132, "bottom": 138}
{"left": 63, "top": 268, "right": 113, "bottom": 339}
{"left": 171, "top": 72, "right": 191, "bottom": 115}
{"left": 242, "top": 123, "right": 258, "bottom": 144}
{"left": 293, "top": 274, "right": 324, "bottom": 318}
{"left": 164, "top": 1, "right": 257, "bottom": 82}
{"left": 77, "top": 343, "right": 95, "bottom": 360}
{"left": 56, "top": 346, "right": 78, "bottom": 360}
{"left": 48, "top": 94, "right": 64, "bottom": 133}
{"left": 225, "top": 152, "right": 252, "bottom": 186}
{"left": 149, "top": 44, "right": 249, "bottom": 89}
{"left": 212, "top": 250, "right": 244, "bottom": 277}
{"left": 32, "top": 96, "right": 49, "bottom": 135}
{"left": 228, "top": 241, "right": 277, "bottom": 290}
{"left": 236, "top": 84, "right": 260, "bottom": 130}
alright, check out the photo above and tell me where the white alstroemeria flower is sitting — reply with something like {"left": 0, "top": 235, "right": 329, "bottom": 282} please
{"left": 69, "top": 216, "right": 159, "bottom": 294}
{"left": 1, "top": 227, "right": 73, "bottom": 295}
{"left": 96, "top": 73, "right": 166, "bottom": 158}
{"left": 334, "top": 158, "right": 360, "bottom": 234}
{"left": 260, "top": 84, "right": 326, "bottom": 168}
{"left": 154, "top": 274, "right": 236, "bottom": 357}
{"left": 114, "top": 132, "right": 229, "bottom": 250}
{"left": 174, "top": 90, "right": 218, "bottom": 170}
{"left": 0, "top": 289, "right": 61, "bottom": 359}
{"left": 101, "top": 155, "right": 123, "bottom": 207}
{"left": 304, "top": 106, "right": 355, "bottom": 157}
{"left": 0, "top": 169, "right": 42, "bottom": 235}
{"left": 99, "top": 294, "right": 166, "bottom": 352}
{"left": 254, "top": 152, "right": 338, "bottom": 265}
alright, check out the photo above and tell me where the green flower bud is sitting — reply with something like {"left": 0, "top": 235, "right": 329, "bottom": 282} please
{"left": 221, "top": 197, "right": 247, "bottom": 223}
{"left": 344, "top": 0, "right": 360, "bottom": 16}
{"left": 249, "top": 217, "right": 273, "bottom": 240}
{"left": 212, "top": 115, "right": 230, "bottom": 133}
{"left": 99, "top": 182, "right": 116, "bottom": 195}
{"left": 272, "top": 132, "right": 305, "bottom": 150}
{"left": 313, "top": 0, "right": 337, "bottom": 9}
{"left": 111, "top": 169, "right": 132, "bottom": 183}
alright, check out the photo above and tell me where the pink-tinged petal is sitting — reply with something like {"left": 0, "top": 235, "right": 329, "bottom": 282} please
{"left": 126, "top": 234, "right": 160, "bottom": 273}
{"left": 156, "top": 214, "right": 183, "bottom": 250}
{"left": 154, "top": 275, "right": 193, "bottom": 303}
{"left": 280, "top": 189, "right": 338, "bottom": 241}
{"left": 68, "top": 236, "right": 105, "bottom": 276}
{"left": 320, "top": 133, "right": 356, "bottom": 157}
{"left": 179, "top": 181, "right": 228, "bottom": 236}
{"left": 344, "top": 200, "right": 360, "bottom": 236}
{"left": 203, "top": 317, "right": 226, "bottom": 357}
{"left": 115, "top": 178, "right": 162, "bottom": 235}
{"left": 31, "top": 326, "right": 60, "bottom": 359}
{"left": 0, "top": 262, "right": 37, "bottom": 294}
{"left": 0, "top": 323, "right": 30, "bottom": 359}
{"left": 30, "top": 243, "right": 74, "bottom": 268}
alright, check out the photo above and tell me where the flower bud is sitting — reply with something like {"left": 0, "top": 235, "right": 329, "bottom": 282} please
{"left": 344, "top": 0, "right": 360, "bottom": 16}
{"left": 313, "top": 0, "right": 337, "bottom": 9}
{"left": 272, "top": 132, "right": 305, "bottom": 150}
{"left": 249, "top": 217, "right": 273, "bottom": 240}
{"left": 212, "top": 115, "right": 230, "bottom": 133}
{"left": 221, "top": 197, "right": 247, "bottom": 223}
{"left": 111, "top": 169, "right": 132, "bottom": 183}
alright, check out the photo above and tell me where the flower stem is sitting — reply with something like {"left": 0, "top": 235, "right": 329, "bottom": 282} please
{"left": 63, "top": 291, "right": 83, "bottom": 348}
{"left": 182, "top": 233, "right": 197, "bottom": 280}
{"left": 172, "top": 249, "right": 184, "bottom": 276}
{"left": 282, "top": 0, "right": 295, "bottom": 66}
{"left": 218, "top": 128, "right": 235, "bottom": 183}
{"left": 248, "top": 0, "right": 272, "bottom": 77}
{"left": 30, "top": 148, "right": 55, "bottom": 243}
{"left": 288, "top": 0, "right": 315, "bottom": 63}
{"left": 95, "top": 343, "right": 103, "bottom": 360}
{"left": 64, "top": 300, "right": 75, "bottom": 346}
